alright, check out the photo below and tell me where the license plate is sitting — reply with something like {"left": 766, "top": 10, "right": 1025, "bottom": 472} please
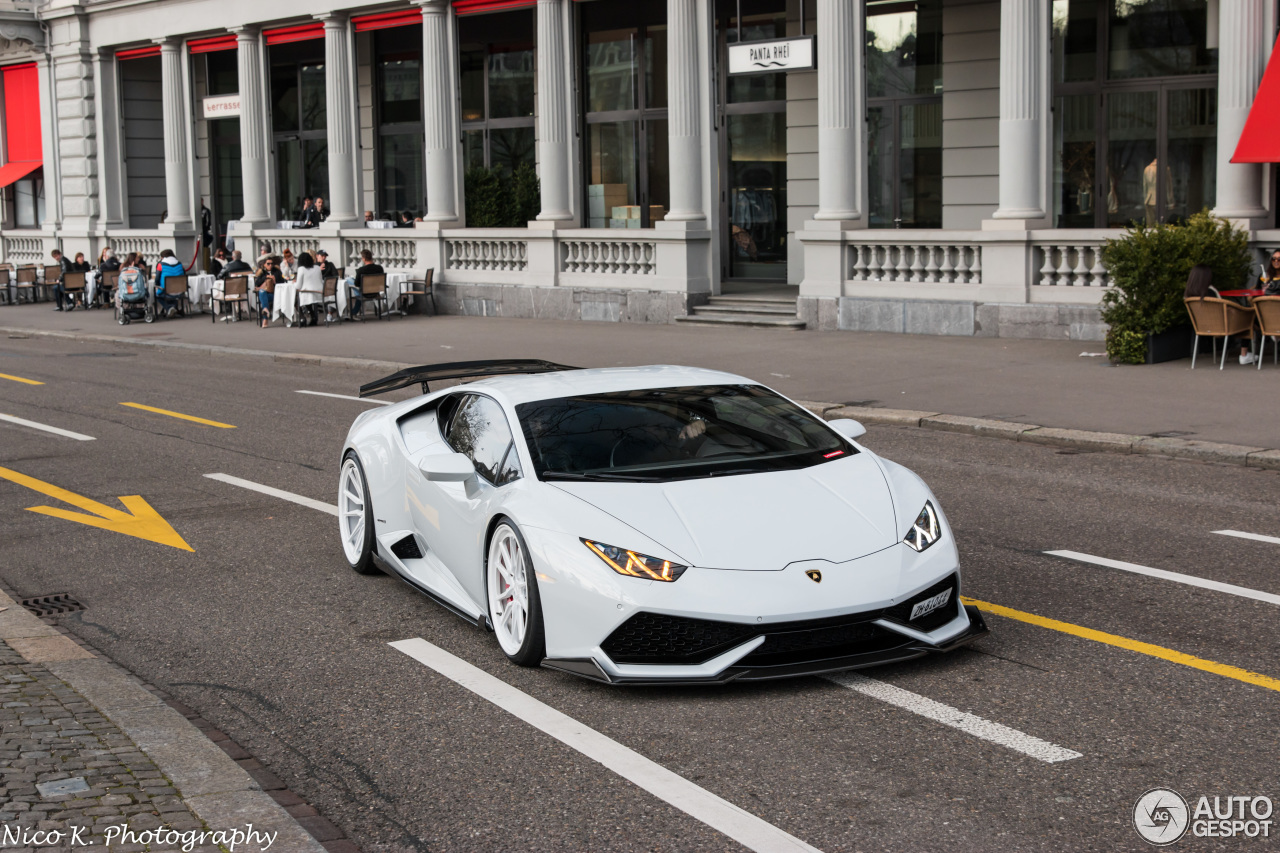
{"left": 910, "top": 588, "right": 952, "bottom": 621}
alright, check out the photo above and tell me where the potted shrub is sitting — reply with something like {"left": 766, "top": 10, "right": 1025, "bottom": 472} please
{"left": 1100, "top": 211, "right": 1252, "bottom": 364}
{"left": 464, "top": 163, "right": 541, "bottom": 228}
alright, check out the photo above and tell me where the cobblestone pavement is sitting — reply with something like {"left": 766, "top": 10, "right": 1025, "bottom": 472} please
{"left": 0, "top": 639, "right": 221, "bottom": 852}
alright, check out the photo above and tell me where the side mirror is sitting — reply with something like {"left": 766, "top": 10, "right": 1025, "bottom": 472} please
{"left": 828, "top": 418, "right": 867, "bottom": 441}
{"left": 417, "top": 452, "right": 475, "bottom": 482}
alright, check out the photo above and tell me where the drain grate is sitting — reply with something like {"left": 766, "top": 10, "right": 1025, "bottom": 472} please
{"left": 19, "top": 593, "right": 86, "bottom": 617}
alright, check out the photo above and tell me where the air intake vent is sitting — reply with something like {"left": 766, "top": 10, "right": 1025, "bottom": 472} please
{"left": 20, "top": 593, "right": 86, "bottom": 617}
{"left": 390, "top": 535, "right": 423, "bottom": 560}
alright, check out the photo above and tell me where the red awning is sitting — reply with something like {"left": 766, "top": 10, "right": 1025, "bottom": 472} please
{"left": 116, "top": 45, "right": 162, "bottom": 60}
{"left": 0, "top": 160, "right": 40, "bottom": 189}
{"left": 264, "top": 23, "right": 324, "bottom": 45}
{"left": 2, "top": 63, "right": 41, "bottom": 165}
{"left": 189, "top": 35, "right": 239, "bottom": 54}
{"left": 353, "top": 10, "right": 422, "bottom": 32}
{"left": 1233, "top": 33, "right": 1280, "bottom": 163}
{"left": 453, "top": 0, "right": 534, "bottom": 14}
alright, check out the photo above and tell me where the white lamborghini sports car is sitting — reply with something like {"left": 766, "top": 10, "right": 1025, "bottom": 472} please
{"left": 339, "top": 360, "right": 988, "bottom": 684}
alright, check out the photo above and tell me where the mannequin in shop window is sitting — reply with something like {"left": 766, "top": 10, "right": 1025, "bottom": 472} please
{"left": 1143, "top": 158, "right": 1173, "bottom": 226}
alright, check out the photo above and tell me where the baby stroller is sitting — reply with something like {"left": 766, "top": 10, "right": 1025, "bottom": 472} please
{"left": 114, "top": 266, "right": 154, "bottom": 324}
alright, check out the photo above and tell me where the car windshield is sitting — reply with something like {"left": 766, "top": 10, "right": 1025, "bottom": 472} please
{"left": 515, "top": 384, "right": 855, "bottom": 482}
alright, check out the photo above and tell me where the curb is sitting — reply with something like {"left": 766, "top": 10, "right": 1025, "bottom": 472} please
{"left": 8, "top": 325, "right": 1277, "bottom": 471}
{"left": 798, "top": 402, "right": 1280, "bottom": 471}
{"left": 0, "top": 589, "right": 355, "bottom": 853}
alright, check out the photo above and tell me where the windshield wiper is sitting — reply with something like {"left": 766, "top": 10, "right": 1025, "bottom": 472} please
{"left": 541, "top": 470, "right": 662, "bottom": 482}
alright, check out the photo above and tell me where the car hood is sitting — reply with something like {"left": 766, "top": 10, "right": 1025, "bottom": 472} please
{"left": 550, "top": 453, "right": 899, "bottom": 571}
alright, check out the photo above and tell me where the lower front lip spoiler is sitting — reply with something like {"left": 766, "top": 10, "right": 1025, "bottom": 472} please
{"left": 542, "top": 604, "right": 991, "bottom": 686}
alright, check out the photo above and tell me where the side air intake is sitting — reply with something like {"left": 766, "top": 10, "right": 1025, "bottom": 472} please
{"left": 390, "top": 535, "right": 424, "bottom": 560}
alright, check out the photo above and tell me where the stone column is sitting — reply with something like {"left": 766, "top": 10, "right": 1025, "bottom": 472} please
{"left": 319, "top": 15, "right": 361, "bottom": 227}
{"left": 1213, "top": 0, "right": 1268, "bottom": 222}
{"left": 157, "top": 38, "right": 193, "bottom": 229}
{"left": 813, "top": 0, "right": 863, "bottom": 221}
{"left": 991, "top": 0, "right": 1048, "bottom": 222}
{"left": 665, "top": 0, "right": 704, "bottom": 222}
{"left": 535, "top": 0, "right": 572, "bottom": 221}
{"left": 234, "top": 27, "right": 271, "bottom": 226}
{"left": 418, "top": 0, "right": 459, "bottom": 222}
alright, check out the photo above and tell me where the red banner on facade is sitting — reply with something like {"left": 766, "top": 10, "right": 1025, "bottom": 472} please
{"left": 1, "top": 63, "right": 41, "bottom": 165}
{"left": 264, "top": 23, "right": 325, "bottom": 46}
{"left": 353, "top": 10, "right": 422, "bottom": 32}
{"left": 116, "top": 45, "right": 162, "bottom": 60}
{"left": 452, "top": 0, "right": 535, "bottom": 15}
{"left": 189, "top": 35, "right": 239, "bottom": 54}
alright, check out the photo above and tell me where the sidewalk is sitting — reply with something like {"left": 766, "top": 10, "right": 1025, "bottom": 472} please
{"left": 2, "top": 300, "right": 1278, "bottom": 448}
{"left": 0, "top": 588, "right": 349, "bottom": 853}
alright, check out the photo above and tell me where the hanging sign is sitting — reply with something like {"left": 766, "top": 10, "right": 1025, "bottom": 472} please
{"left": 202, "top": 94, "right": 241, "bottom": 119}
{"left": 728, "top": 36, "right": 816, "bottom": 75}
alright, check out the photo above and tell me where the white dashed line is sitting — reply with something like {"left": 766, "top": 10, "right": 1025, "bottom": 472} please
{"left": 1046, "top": 550, "right": 1280, "bottom": 607}
{"left": 391, "top": 638, "right": 823, "bottom": 853}
{"left": 1214, "top": 529, "right": 1280, "bottom": 547}
{"left": 203, "top": 473, "right": 338, "bottom": 517}
{"left": 826, "top": 672, "right": 1082, "bottom": 764}
{"left": 0, "top": 414, "right": 95, "bottom": 441}
{"left": 296, "top": 390, "right": 390, "bottom": 405}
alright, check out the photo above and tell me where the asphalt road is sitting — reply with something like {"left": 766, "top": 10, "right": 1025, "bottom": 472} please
{"left": 1, "top": 334, "right": 1278, "bottom": 853}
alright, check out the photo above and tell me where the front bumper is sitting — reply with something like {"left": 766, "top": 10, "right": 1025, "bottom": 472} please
{"left": 542, "top": 603, "right": 989, "bottom": 686}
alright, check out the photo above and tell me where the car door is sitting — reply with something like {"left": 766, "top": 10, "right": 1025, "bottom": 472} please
{"left": 409, "top": 393, "right": 523, "bottom": 608}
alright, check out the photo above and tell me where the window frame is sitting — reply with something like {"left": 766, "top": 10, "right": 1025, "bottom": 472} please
{"left": 373, "top": 30, "right": 426, "bottom": 220}
{"left": 269, "top": 47, "right": 329, "bottom": 221}
{"left": 459, "top": 27, "right": 536, "bottom": 174}
{"left": 439, "top": 392, "right": 523, "bottom": 488}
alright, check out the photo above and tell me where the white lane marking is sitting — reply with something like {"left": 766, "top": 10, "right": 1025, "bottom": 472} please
{"left": 391, "top": 638, "right": 822, "bottom": 853}
{"left": 203, "top": 473, "right": 338, "bottom": 517}
{"left": 825, "top": 672, "right": 1082, "bottom": 764}
{"left": 1214, "top": 529, "right": 1280, "bottom": 547}
{"left": 1047, "top": 549, "right": 1280, "bottom": 607}
{"left": 296, "top": 390, "right": 390, "bottom": 406}
{"left": 0, "top": 413, "right": 95, "bottom": 441}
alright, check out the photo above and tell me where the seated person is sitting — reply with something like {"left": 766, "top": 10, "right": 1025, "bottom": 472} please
{"left": 351, "top": 250, "right": 383, "bottom": 318}
{"left": 315, "top": 249, "right": 339, "bottom": 280}
{"left": 71, "top": 252, "right": 92, "bottom": 273}
{"left": 295, "top": 252, "right": 325, "bottom": 326}
{"left": 210, "top": 248, "right": 227, "bottom": 277}
{"left": 255, "top": 257, "right": 281, "bottom": 328}
{"left": 1187, "top": 263, "right": 1254, "bottom": 365}
{"left": 218, "top": 250, "right": 252, "bottom": 280}
{"left": 154, "top": 249, "right": 185, "bottom": 318}
{"left": 50, "top": 248, "right": 73, "bottom": 311}
{"left": 97, "top": 248, "right": 120, "bottom": 274}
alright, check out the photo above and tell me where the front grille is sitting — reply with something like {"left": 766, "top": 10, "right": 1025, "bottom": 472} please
{"left": 736, "top": 617, "right": 906, "bottom": 668}
{"left": 390, "top": 535, "right": 423, "bottom": 560}
{"left": 883, "top": 574, "right": 959, "bottom": 632}
{"left": 602, "top": 612, "right": 757, "bottom": 665}
{"left": 20, "top": 593, "right": 86, "bottom": 617}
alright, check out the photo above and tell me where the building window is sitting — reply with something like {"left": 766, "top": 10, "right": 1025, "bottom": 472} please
{"left": 459, "top": 11, "right": 535, "bottom": 178}
{"left": 12, "top": 171, "right": 44, "bottom": 229}
{"left": 866, "top": 0, "right": 943, "bottom": 229}
{"left": 204, "top": 50, "right": 243, "bottom": 248}
{"left": 719, "top": 7, "right": 787, "bottom": 279}
{"left": 375, "top": 25, "right": 424, "bottom": 221}
{"left": 1052, "top": 0, "right": 1218, "bottom": 228}
{"left": 582, "top": 4, "right": 668, "bottom": 228}
{"left": 270, "top": 41, "right": 328, "bottom": 222}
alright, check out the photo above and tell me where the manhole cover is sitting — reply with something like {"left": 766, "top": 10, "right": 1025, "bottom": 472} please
{"left": 37, "top": 777, "right": 89, "bottom": 798}
{"left": 65, "top": 352, "right": 136, "bottom": 358}
{"left": 19, "top": 593, "right": 86, "bottom": 617}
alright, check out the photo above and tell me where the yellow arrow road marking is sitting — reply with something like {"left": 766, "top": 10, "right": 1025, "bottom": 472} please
{"left": 0, "top": 465, "right": 193, "bottom": 551}
{"left": 119, "top": 402, "right": 236, "bottom": 429}
{"left": 965, "top": 597, "right": 1280, "bottom": 694}
{"left": 0, "top": 372, "right": 43, "bottom": 386}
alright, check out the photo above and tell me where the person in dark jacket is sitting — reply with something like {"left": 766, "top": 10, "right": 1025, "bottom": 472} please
{"left": 313, "top": 197, "right": 328, "bottom": 223}
{"left": 315, "top": 249, "right": 339, "bottom": 280}
{"left": 200, "top": 198, "right": 213, "bottom": 249}
{"left": 97, "top": 248, "right": 120, "bottom": 274}
{"left": 350, "top": 249, "right": 383, "bottom": 318}
{"left": 299, "top": 198, "right": 318, "bottom": 228}
{"left": 50, "top": 249, "right": 74, "bottom": 311}
{"left": 218, "top": 250, "right": 252, "bottom": 280}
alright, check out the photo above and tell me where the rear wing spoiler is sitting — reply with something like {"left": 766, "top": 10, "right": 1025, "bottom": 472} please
{"left": 359, "top": 359, "right": 582, "bottom": 397}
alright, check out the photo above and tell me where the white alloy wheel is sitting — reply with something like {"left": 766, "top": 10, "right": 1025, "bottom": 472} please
{"left": 488, "top": 524, "right": 530, "bottom": 656}
{"left": 339, "top": 454, "right": 377, "bottom": 574}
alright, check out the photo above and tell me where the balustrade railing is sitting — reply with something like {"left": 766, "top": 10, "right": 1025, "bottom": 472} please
{"left": 2, "top": 235, "right": 44, "bottom": 265}
{"left": 1033, "top": 242, "right": 1110, "bottom": 288}
{"left": 446, "top": 238, "right": 528, "bottom": 272}
{"left": 345, "top": 237, "right": 416, "bottom": 271}
{"left": 561, "top": 239, "right": 656, "bottom": 275}
{"left": 847, "top": 243, "right": 982, "bottom": 285}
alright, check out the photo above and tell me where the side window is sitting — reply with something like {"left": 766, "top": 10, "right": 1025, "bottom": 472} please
{"left": 446, "top": 395, "right": 521, "bottom": 485}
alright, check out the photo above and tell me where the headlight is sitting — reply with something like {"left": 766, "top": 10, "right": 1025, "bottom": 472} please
{"left": 903, "top": 501, "right": 941, "bottom": 552}
{"left": 582, "top": 539, "right": 688, "bottom": 582}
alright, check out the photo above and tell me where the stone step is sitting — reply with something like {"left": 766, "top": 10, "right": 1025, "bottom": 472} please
{"left": 676, "top": 313, "right": 807, "bottom": 330}
{"left": 707, "top": 294, "right": 798, "bottom": 307}
{"left": 691, "top": 302, "right": 797, "bottom": 316}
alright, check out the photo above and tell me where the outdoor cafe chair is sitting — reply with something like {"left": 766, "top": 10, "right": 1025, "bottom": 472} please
{"left": 14, "top": 266, "right": 40, "bottom": 303}
{"left": 42, "top": 264, "right": 62, "bottom": 302}
{"left": 397, "top": 268, "right": 436, "bottom": 316}
{"left": 164, "top": 274, "right": 191, "bottom": 317}
{"left": 358, "top": 273, "right": 388, "bottom": 321}
{"left": 1184, "top": 297, "right": 1257, "bottom": 370}
{"left": 61, "top": 271, "right": 87, "bottom": 309}
{"left": 1253, "top": 296, "right": 1280, "bottom": 370}
{"left": 99, "top": 269, "right": 120, "bottom": 308}
{"left": 321, "top": 276, "right": 339, "bottom": 325}
{"left": 0, "top": 268, "right": 10, "bottom": 305}
{"left": 213, "top": 273, "right": 251, "bottom": 323}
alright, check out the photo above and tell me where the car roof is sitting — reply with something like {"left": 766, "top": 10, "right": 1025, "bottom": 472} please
{"left": 463, "top": 365, "right": 758, "bottom": 405}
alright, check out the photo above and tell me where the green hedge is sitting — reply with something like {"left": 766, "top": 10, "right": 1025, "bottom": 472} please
{"left": 1099, "top": 211, "right": 1251, "bottom": 364}
{"left": 464, "top": 163, "right": 541, "bottom": 228}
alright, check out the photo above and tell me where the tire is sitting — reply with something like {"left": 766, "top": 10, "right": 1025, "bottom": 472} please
{"left": 338, "top": 452, "right": 379, "bottom": 575}
{"left": 486, "top": 519, "right": 545, "bottom": 667}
